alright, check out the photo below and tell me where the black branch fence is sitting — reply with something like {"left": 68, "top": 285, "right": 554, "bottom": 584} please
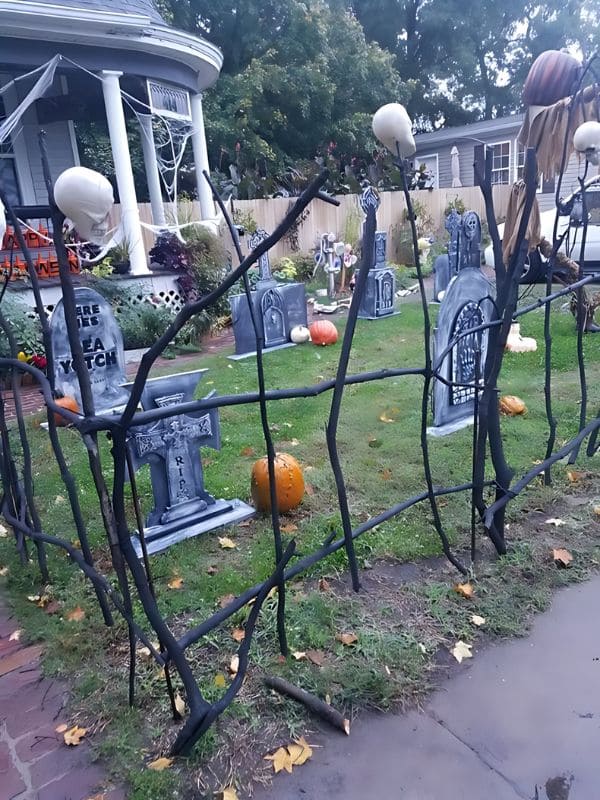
{"left": 0, "top": 123, "right": 599, "bottom": 754}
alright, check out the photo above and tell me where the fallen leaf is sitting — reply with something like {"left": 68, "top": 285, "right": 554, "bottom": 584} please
{"left": 265, "top": 746, "right": 293, "bottom": 774}
{"left": 367, "top": 436, "right": 382, "bottom": 448}
{"left": 66, "top": 606, "right": 85, "bottom": 622}
{"left": 27, "top": 594, "right": 51, "bottom": 608}
{"left": 63, "top": 725, "right": 87, "bottom": 746}
{"left": 229, "top": 654, "right": 239, "bottom": 676}
{"left": 288, "top": 438, "right": 300, "bottom": 446}
{"left": 553, "top": 548, "right": 573, "bottom": 567}
{"left": 384, "top": 664, "right": 391, "bottom": 675}
{"left": 292, "top": 651, "right": 306, "bottom": 660}
{"left": 471, "top": 614, "right": 486, "bottom": 627}
{"left": 454, "top": 582, "right": 474, "bottom": 599}
{"left": 221, "top": 788, "right": 239, "bottom": 800}
{"left": 8, "top": 629, "right": 21, "bottom": 641}
{"left": 167, "top": 576, "right": 184, "bottom": 590}
{"left": 281, "top": 523, "right": 298, "bottom": 533}
{"left": 231, "top": 627, "right": 245, "bottom": 643}
{"left": 304, "top": 483, "right": 315, "bottom": 496}
{"left": 55, "top": 723, "right": 68, "bottom": 734}
{"left": 214, "top": 673, "right": 227, "bottom": 688}
{"left": 318, "top": 577, "right": 331, "bottom": 593}
{"left": 593, "top": 505, "right": 600, "bottom": 517}
{"left": 379, "top": 468, "right": 392, "bottom": 481}
{"left": 174, "top": 692, "right": 186, "bottom": 716}
{"left": 147, "top": 756, "right": 173, "bottom": 771}
{"left": 207, "top": 566, "right": 219, "bottom": 575}
{"left": 219, "top": 537, "right": 237, "bottom": 549}
{"left": 546, "top": 518, "right": 566, "bottom": 527}
{"left": 287, "top": 736, "right": 313, "bottom": 766}
{"left": 240, "top": 446, "right": 255, "bottom": 457}
{"left": 306, "top": 649, "right": 325, "bottom": 666}
{"left": 567, "top": 470, "right": 585, "bottom": 483}
{"left": 451, "top": 641, "right": 473, "bottom": 663}
{"left": 0, "top": 523, "right": 7, "bottom": 537}
{"left": 219, "top": 593, "right": 236, "bottom": 608}
{"left": 0, "top": 566, "right": 8, "bottom": 577}
{"left": 336, "top": 632, "right": 358, "bottom": 646}
{"left": 378, "top": 407, "right": 400, "bottom": 423}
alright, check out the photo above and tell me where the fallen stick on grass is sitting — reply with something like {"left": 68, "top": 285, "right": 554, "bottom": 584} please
{"left": 264, "top": 675, "right": 350, "bottom": 735}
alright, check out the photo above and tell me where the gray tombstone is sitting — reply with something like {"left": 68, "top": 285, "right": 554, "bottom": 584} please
{"left": 445, "top": 209, "right": 462, "bottom": 273}
{"left": 458, "top": 211, "right": 482, "bottom": 270}
{"left": 49, "top": 286, "right": 129, "bottom": 414}
{"left": 249, "top": 228, "right": 273, "bottom": 283}
{"left": 126, "top": 369, "right": 254, "bottom": 556}
{"left": 357, "top": 187, "right": 397, "bottom": 320}
{"left": 433, "top": 210, "right": 482, "bottom": 302}
{"left": 430, "top": 268, "right": 494, "bottom": 436}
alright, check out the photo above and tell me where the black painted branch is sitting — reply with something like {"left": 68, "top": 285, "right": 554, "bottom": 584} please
{"left": 475, "top": 148, "right": 504, "bottom": 282}
{"left": 264, "top": 675, "right": 350, "bottom": 734}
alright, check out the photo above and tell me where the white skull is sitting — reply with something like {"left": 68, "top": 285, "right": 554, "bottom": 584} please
{"left": 372, "top": 103, "right": 416, "bottom": 158}
{"left": 573, "top": 121, "right": 600, "bottom": 166}
{"left": 53, "top": 167, "right": 114, "bottom": 244}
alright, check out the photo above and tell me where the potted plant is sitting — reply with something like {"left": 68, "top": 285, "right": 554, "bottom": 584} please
{"left": 108, "top": 238, "right": 131, "bottom": 275}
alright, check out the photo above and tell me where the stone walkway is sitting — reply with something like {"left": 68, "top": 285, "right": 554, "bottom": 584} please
{"left": 0, "top": 596, "right": 124, "bottom": 800}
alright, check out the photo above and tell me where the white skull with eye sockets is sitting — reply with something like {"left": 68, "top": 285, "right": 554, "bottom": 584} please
{"left": 53, "top": 167, "right": 114, "bottom": 244}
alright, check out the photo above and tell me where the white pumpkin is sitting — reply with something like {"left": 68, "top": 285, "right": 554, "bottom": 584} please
{"left": 290, "top": 324, "right": 311, "bottom": 344}
{"left": 54, "top": 167, "right": 114, "bottom": 243}
{"left": 372, "top": 103, "right": 416, "bottom": 158}
{"left": 573, "top": 121, "right": 600, "bottom": 165}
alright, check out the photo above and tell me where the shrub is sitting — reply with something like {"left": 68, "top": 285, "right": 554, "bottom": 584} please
{"left": 0, "top": 296, "right": 43, "bottom": 360}
{"left": 115, "top": 302, "right": 176, "bottom": 350}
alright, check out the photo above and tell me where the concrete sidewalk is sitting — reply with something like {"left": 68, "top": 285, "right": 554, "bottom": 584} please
{"left": 254, "top": 576, "right": 600, "bottom": 800}
{"left": 0, "top": 595, "right": 125, "bottom": 800}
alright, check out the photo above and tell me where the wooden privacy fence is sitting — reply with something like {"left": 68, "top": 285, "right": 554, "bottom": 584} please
{"left": 113, "top": 185, "right": 512, "bottom": 262}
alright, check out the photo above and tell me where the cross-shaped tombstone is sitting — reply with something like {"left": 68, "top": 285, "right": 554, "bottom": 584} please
{"left": 460, "top": 210, "right": 482, "bottom": 269}
{"left": 445, "top": 208, "right": 462, "bottom": 274}
{"left": 127, "top": 369, "right": 221, "bottom": 539}
{"left": 249, "top": 227, "right": 273, "bottom": 283}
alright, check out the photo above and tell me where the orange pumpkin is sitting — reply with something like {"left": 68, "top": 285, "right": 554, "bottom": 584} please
{"left": 52, "top": 395, "right": 80, "bottom": 427}
{"left": 499, "top": 395, "right": 527, "bottom": 416}
{"left": 522, "top": 50, "right": 582, "bottom": 107}
{"left": 251, "top": 452, "right": 305, "bottom": 512}
{"left": 309, "top": 320, "right": 338, "bottom": 346}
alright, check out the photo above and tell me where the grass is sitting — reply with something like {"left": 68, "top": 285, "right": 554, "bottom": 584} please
{"left": 1, "top": 292, "right": 600, "bottom": 797}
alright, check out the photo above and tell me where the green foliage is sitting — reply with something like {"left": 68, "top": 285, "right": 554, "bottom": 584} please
{"left": 0, "top": 296, "right": 43, "bottom": 360}
{"left": 184, "top": 227, "right": 232, "bottom": 321}
{"left": 116, "top": 302, "right": 176, "bottom": 350}
{"left": 444, "top": 196, "right": 467, "bottom": 218}
{"left": 273, "top": 253, "right": 315, "bottom": 283}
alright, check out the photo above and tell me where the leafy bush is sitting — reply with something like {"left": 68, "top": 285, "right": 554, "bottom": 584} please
{"left": 115, "top": 302, "right": 176, "bottom": 350}
{"left": 273, "top": 253, "right": 315, "bottom": 283}
{"left": 0, "top": 296, "right": 43, "bottom": 360}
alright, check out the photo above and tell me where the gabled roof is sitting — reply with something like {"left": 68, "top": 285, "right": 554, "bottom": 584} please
{"left": 415, "top": 113, "right": 525, "bottom": 150}
{"left": 34, "top": 0, "right": 165, "bottom": 23}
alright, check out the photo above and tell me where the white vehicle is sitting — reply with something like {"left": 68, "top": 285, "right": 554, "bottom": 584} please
{"left": 484, "top": 178, "right": 600, "bottom": 283}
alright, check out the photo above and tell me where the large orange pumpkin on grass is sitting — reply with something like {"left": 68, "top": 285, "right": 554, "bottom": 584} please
{"left": 251, "top": 452, "right": 305, "bottom": 512}
{"left": 309, "top": 320, "right": 338, "bottom": 346}
{"left": 52, "top": 395, "right": 80, "bottom": 427}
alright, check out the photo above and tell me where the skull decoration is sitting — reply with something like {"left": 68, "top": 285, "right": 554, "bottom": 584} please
{"left": 53, "top": 167, "right": 114, "bottom": 244}
{"left": 372, "top": 103, "right": 416, "bottom": 159}
{"left": 573, "top": 121, "right": 600, "bottom": 166}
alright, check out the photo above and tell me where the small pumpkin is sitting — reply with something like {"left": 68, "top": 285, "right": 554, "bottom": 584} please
{"left": 309, "top": 320, "right": 338, "bottom": 346}
{"left": 251, "top": 452, "right": 305, "bottom": 513}
{"left": 290, "top": 324, "right": 311, "bottom": 344}
{"left": 52, "top": 395, "right": 80, "bottom": 427}
{"left": 499, "top": 395, "right": 527, "bottom": 416}
{"left": 522, "top": 50, "right": 582, "bottom": 107}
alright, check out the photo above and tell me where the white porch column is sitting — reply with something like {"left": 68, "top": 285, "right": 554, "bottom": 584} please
{"left": 138, "top": 114, "right": 166, "bottom": 227}
{"left": 100, "top": 70, "right": 149, "bottom": 275}
{"left": 190, "top": 92, "right": 215, "bottom": 220}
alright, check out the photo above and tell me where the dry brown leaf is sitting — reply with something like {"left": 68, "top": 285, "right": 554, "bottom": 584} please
{"left": 451, "top": 640, "right": 473, "bottom": 663}
{"left": 167, "top": 576, "right": 184, "bottom": 590}
{"left": 207, "top": 565, "right": 219, "bottom": 575}
{"left": 63, "top": 725, "right": 87, "bottom": 746}
{"left": 265, "top": 746, "right": 293, "bottom": 774}
{"left": 219, "top": 536, "right": 237, "bottom": 549}
{"left": 229, "top": 654, "right": 240, "bottom": 676}
{"left": 174, "top": 692, "right": 186, "bottom": 716}
{"left": 231, "top": 627, "right": 245, "bottom": 643}
{"left": 147, "top": 756, "right": 173, "bottom": 771}
{"left": 567, "top": 470, "right": 585, "bottom": 483}
{"left": 471, "top": 614, "right": 486, "bottom": 627}
{"left": 240, "top": 446, "right": 255, "bottom": 457}
{"left": 553, "top": 547, "right": 573, "bottom": 567}
{"left": 219, "top": 593, "right": 236, "bottom": 608}
{"left": 66, "top": 606, "right": 85, "bottom": 622}
{"left": 214, "top": 673, "right": 227, "bottom": 688}
{"left": 292, "top": 651, "right": 307, "bottom": 661}
{"left": 281, "top": 523, "right": 298, "bottom": 533}
{"left": 336, "top": 632, "right": 358, "bottom": 646}
{"left": 287, "top": 737, "right": 313, "bottom": 766}
{"left": 306, "top": 649, "right": 325, "bottom": 666}
{"left": 453, "top": 582, "right": 475, "bottom": 599}
{"left": 304, "top": 483, "right": 315, "bottom": 496}
{"left": 221, "top": 788, "right": 239, "bottom": 800}
{"left": 55, "top": 723, "right": 68, "bottom": 734}
{"left": 318, "top": 577, "right": 331, "bottom": 593}
{"left": 27, "top": 594, "right": 51, "bottom": 608}
{"left": 378, "top": 407, "right": 400, "bottom": 423}
{"left": 8, "top": 629, "right": 21, "bottom": 642}
{"left": 380, "top": 468, "right": 392, "bottom": 481}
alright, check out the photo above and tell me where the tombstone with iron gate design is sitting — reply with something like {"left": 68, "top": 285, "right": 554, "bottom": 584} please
{"left": 126, "top": 369, "right": 254, "bottom": 555}
{"left": 433, "top": 210, "right": 483, "bottom": 302}
{"left": 356, "top": 187, "right": 397, "bottom": 319}
{"left": 430, "top": 267, "right": 494, "bottom": 436}
{"left": 229, "top": 228, "right": 308, "bottom": 357}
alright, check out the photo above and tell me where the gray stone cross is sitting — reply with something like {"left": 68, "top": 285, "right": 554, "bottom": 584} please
{"left": 249, "top": 228, "right": 273, "bottom": 282}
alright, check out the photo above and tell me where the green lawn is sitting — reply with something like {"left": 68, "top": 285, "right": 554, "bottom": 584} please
{"left": 1, "top": 297, "right": 600, "bottom": 798}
